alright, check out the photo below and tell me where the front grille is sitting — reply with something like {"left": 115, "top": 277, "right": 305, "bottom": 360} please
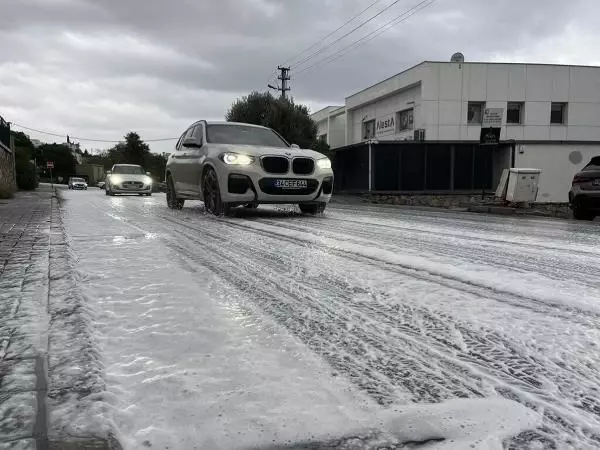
{"left": 292, "top": 158, "right": 314, "bottom": 175}
{"left": 123, "top": 181, "right": 144, "bottom": 189}
{"left": 261, "top": 156, "right": 289, "bottom": 174}
{"left": 259, "top": 178, "right": 318, "bottom": 195}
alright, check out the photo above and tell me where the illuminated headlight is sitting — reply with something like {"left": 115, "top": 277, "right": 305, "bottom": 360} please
{"left": 110, "top": 175, "right": 123, "bottom": 185}
{"left": 316, "top": 158, "right": 332, "bottom": 170}
{"left": 144, "top": 176, "right": 153, "bottom": 185}
{"left": 220, "top": 152, "right": 254, "bottom": 166}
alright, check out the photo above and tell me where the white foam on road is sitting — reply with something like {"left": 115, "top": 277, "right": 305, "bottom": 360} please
{"left": 54, "top": 191, "right": 584, "bottom": 448}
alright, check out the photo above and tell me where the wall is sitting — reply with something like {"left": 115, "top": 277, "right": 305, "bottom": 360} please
{"left": 515, "top": 143, "right": 600, "bottom": 202}
{"left": 422, "top": 62, "right": 600, "bottom": 141}
{"left": 0, "top": 141, "right": 16, "bottom": 197}
{"left": 328, "top": 113, "right": 346, "bottom": 148}
{"left": 347, "top": 84, "right": 422, "bottom": 144}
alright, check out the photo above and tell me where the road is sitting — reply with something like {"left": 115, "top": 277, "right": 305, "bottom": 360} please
{"left": 55, "top": 189, "right": 600, "bottom": 449}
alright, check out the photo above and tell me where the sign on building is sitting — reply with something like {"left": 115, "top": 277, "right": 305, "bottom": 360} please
{"left": 482, "top": 108, "right": 503, "bottom": 128}
{"left": 375, "top": 114, "right": 395, "bottom": 136}
{"left": 47, "top": 161, "right": 54, "bottom": 169}
{"left": 480, "top": 108, "right": 503, "bottom": 145}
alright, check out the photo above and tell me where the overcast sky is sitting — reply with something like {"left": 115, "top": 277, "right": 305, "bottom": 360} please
{"left": 1, "top": 0, "right": 598, "bottom": 154}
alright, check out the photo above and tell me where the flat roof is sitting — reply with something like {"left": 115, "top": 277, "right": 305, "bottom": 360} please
{"left": 346, "top": 60, "right": 600, "bottom": 101}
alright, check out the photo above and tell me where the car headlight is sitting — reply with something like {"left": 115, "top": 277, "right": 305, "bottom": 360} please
{"left": 144, "top": 176, "right": 153, "bottom": 185}
{"left": 110, "top": 176, "right": 122, "bottom": 185}
{"left": 316, "top": 158, "right": 332, "bottom": 170}
{"left": 219, "top": 152, "right": 254, "bottom": 165}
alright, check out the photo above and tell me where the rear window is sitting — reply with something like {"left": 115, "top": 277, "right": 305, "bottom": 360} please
{"left": 583, "top": 157, "right": 600, "bottom": 171}
{"left": 206, "top": 124, "right": 288, "bottom": 148}
{"left": 113, "top": 165, "right": 144, "bottom": 174}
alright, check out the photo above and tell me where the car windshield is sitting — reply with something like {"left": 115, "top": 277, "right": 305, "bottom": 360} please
{"left": 112, "top": 166, "right": 144, "bottom": 174}
{"left": 72, "top": 178, "right": 85, "bottom": 182}
{"left": 206, "top": 124, "right": 289, "bottom": 148}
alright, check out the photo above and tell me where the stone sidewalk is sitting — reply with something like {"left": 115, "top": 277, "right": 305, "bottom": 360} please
{"left": 0, "top": 187, "right": 117, "bottom": 450}
{"left": 0, "top": 187, "right": 53, "bottom": 450}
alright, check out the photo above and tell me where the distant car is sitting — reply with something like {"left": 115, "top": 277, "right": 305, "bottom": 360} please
{"left": 96, "top": 181, "right": 106, "bottom": 189}
{"left": 105, "top": 164, "right": 153, "bottom": 196}
{"left": 68, "top": 177, "right": 88, "bottom": 190}
{"left": 165, "top": 121, "right": 334, "bottom": 215}
{"left": 569, "top": 156, "right": 600, "bottom": 220}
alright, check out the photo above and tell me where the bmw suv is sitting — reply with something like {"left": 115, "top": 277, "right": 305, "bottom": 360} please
{"left": 165, "top": 121, "right": 334, "bottom": 215}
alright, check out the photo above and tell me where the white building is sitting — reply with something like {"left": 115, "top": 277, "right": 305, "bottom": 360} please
{"left": 312, "top": 60, "right": 600, "bottom": 202}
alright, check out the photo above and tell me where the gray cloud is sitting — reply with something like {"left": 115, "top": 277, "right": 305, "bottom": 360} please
{"left": 1, "top": 0, "right": 596, "bottom": 153}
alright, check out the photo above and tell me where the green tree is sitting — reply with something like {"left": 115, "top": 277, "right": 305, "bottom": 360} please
{"left": 11, "top": 132, "right": 38, "bottom": 190}
{"left": 37, "top": 143, "right": 77, "bottom": 182}
{"left": 226, "top": 91, "right": 324, "bottom": 151}
{"left": 103, "top": 132, "right": 166, "bottom": 180}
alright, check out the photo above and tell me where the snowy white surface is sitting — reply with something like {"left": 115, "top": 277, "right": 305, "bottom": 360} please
{"left": 55, "top": 191, "right": 600, "bottom": 449}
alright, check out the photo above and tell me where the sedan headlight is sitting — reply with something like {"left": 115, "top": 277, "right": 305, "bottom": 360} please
{"left": 316, "top": 157, "right": 332, "bottom": 170}
{"left": 219, "top": 152, "right": 255, "bottom": 166}
{"left": 110, "top": 175, "right": 123, "bottom": 185}
{"left": 144, "top": 176, "right": 153, "bottom": 185}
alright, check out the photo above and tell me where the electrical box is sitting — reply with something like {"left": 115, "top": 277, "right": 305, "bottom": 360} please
{"left": 505, "top": 168, "right": 541, "bottom": 203}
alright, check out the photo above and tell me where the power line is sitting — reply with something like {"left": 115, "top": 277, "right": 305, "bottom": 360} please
{"left": 282, "top": 0, "right": 386, "bottom": 67}
{"left": 295, "top": 0, "right": 437, "bottom": 79}
{"left": 290, "top": 0, "right": 407, "bottom": 70}
{"left": 10, "top": 122, "right": 178, "bottom": 143}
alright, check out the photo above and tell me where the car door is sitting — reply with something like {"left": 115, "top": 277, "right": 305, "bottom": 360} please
{"left": 185, "top": 123, "right": 207, "bottom": 195}
{"left": 169, "top": 128, "right": 193, "bottom": 194}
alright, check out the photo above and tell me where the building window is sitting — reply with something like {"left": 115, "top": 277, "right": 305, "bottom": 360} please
{"left": 507, "top": 102, "right": 523, "bottom": 124}
{"left": 467, "top": 102, "right": 484, "bottom": 124}
{"left": 396, "top": 108, "right": 414, "bottom": 131}
{"left": 551, "top": 103, "right": 567, "bottom": 124}
{"left": 363, "top": 120, "right": 375, "bottom": 139}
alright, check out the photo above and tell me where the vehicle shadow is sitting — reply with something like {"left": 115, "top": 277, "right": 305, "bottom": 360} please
{"left": 188, "top": 203, "right": 324, "bottom": 220}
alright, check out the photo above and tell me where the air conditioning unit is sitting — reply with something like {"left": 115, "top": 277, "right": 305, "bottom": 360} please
{"left": 414, "top": 129, "right": 426, "bottom": 141}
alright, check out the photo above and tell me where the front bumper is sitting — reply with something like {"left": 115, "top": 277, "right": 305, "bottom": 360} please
{"left": 214, "top": 162, "right": 334, "bottom": 205}
{"left": 72, "top": 184, "right": 87, "bottom": 190}
{"left": 109, "top": 184, "right": 152, "bottom": 194}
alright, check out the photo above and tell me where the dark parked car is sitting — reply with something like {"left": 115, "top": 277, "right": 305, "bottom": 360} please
{"left": 569, "top": 156, "right": 600, "bottom": 220}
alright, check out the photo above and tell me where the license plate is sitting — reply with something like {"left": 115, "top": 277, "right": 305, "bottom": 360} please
{"left": 593, "top": 179, "right": 600, "bottom": 186}
{"left": 274, "top": 179, "right": 307, "bottom": 189}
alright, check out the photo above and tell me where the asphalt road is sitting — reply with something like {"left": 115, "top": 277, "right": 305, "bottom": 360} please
{"left": 57, "top": 189, "right": 600, "bottom": 449}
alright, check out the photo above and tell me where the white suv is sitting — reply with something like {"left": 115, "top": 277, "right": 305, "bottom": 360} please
{"left": 165, "top": 121, "right": 334, "bottom": 215}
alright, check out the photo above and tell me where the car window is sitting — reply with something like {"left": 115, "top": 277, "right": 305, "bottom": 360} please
{"left": 206, "top": 124, "right": 289, "bottom": 147}
{"left": 112, "top": 165, "right": 145, "bottom": 174}
{"left": 192, "top": 124, "right": 203, "bottom": 143}
{"left": 583, "top": 157, "right": 600, "bottom": 171}
{"left": 72, "top": 178, "right": 85, "bottom": 182}
{"left": 175, "top": 131, "right": 186, "bottom": 150}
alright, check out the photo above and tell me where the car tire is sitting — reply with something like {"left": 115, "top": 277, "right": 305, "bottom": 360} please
{"left": 166, "top": 175, "right": 185, "bottom": 210}
{"left": 573, "top": 207, "right": 594, "bottom": 221}
{"left": 299, "top": 203, "right": 326, "bottom": 214}
{"left": 203, "top": 167, "right": 231, "bottom": 216}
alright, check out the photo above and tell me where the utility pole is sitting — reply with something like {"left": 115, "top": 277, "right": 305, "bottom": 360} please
{"left": 268, "top": 66, "right": 291, "bottom": 99}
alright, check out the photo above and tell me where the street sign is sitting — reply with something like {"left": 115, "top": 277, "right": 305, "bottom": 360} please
{"left": 482, "top": 108, "right": 503, "bottom": 128}
{"left": 47, "top": 161, "right": 54, "bottom": 169}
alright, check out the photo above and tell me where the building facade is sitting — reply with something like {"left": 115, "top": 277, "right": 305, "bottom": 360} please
{"left": 312, "top": 61, "right": 600, "bottom": 202}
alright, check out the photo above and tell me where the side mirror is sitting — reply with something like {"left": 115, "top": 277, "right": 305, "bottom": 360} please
{"left": 146, "top": 172, "right": 151, "bottom": 176}
{"left": 182, "top": 136, "right": 201, "bottom": 148}
{"left": 290, "top": 143, "right": 300, "bottom": 149}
